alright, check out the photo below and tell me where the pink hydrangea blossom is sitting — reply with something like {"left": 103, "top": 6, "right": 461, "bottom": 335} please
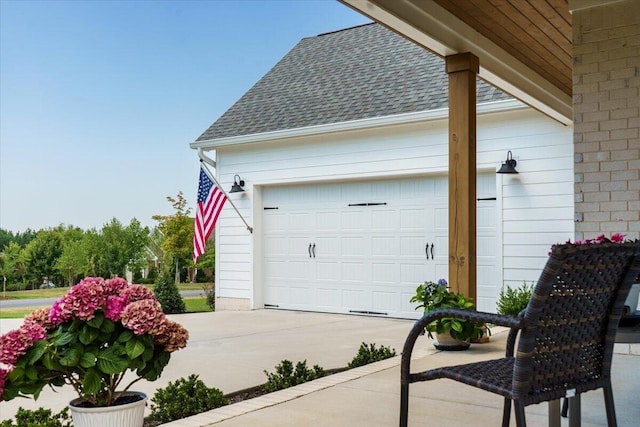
{"left": 120, "top": 299, "right": 165, "bottom": 336}
{"left": 104, "top": 295, "right": 128, "bottom": 321}
{"left": 0, "top": 365, "right": 10, "bottom": 398}
{"left": 0, "top": 275, "right": 189, "bottom": 404}
{"left": 24, "top": 307, "right": 55, "bottom": 331}
{"left": 48, "top": 299, "right": 72, "bottom": 326}
{"left": 48, "top": 278, "right": 106, "bottom": 324}
{"left": 0, "top": 322, "right": 46, "bottom": 366}
{"left": 155, "top": 319, "right": 189, "bottom": 352}
{"left": 77, "top": 277, "right": 104, "bottom": 287}
{"left": 102, "top": 277, "right": 129, "bottom": 296}
{"left": 123, "top": 285, "right": 156, "bottom": 303}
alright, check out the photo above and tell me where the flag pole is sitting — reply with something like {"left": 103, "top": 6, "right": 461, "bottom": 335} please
{"left": 199, "top": 160, "right": 253, "bottom": 234}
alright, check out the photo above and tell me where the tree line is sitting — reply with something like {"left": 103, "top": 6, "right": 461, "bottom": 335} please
{"left": 0, "top": 192, "right": 214, "bottom": 290}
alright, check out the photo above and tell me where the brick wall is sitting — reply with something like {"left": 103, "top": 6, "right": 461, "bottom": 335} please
{"left": 572, "top": 0, "right": 640, "bottom": 240}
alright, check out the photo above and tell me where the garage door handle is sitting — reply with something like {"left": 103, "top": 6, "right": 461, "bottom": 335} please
{"left": 309, "top": 244, "right": 312, "bottom": 258}
{"left": 425, "top": 244, "right": 429, "bottom": 260}
{"left": 431, "top": 243, "right": 434, "bottom": 259}
{"left": 312, "top": 243, "right": 316, "bottom": 258}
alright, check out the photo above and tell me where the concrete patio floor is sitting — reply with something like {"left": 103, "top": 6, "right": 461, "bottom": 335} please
{"left": 159, "top": 311, "right": 638, "bottom": 427}
{"left": 1, "top": 310, "right": 638, "bottom": 426}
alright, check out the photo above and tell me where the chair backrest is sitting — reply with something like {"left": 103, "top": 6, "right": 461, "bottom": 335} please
{"left": 512, "top": 241, "right": 640, "bottom": 404}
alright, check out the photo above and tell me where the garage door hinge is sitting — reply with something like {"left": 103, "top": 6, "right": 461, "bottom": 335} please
{"left": 349, "top": 310, "right": 388, "bottom": 316}
{"left": 348, "top": 202, "right": 387, "bottom": 207}
{"left": 263, "top": 207, "right": 279, "bottom": 210}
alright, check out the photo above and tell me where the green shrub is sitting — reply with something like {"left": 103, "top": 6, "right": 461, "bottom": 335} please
{"left": 153, "top": 273, "right": 186, "bottom": 314}
{"left": 0, "top": 407, "right": 72, "bottom": 427}
{"left": 5, "top": 282, "right": 26, "bottom": 292}
{"left": 263, "top": 360, "right": 325, "bottom": 393}
{"left": 347, "top": 342, "right": 397, "bottom": 369}
{"left": 202, "top": 282, "right": 215, "bottom": 311}
{"left": 497, "top": 282, "right": 534, "bottom": 316}
{"left": 195, "top": 268, "right": 214, "bottom": 283}
{"left": 147, "top": 265, "right": 158, "bottom": 281}
{"left": 149, "top": 374, "right": 227, "bottom": 424}
{"left": 136, "top": 276, "right": 155, "bottom": 285}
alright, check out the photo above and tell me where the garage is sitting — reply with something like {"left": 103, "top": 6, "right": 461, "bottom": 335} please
{"left": 262, "top": 175, "right": 497, "bottom": 319}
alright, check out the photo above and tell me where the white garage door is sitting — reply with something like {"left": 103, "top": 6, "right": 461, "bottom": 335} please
{"left": 262, "top": 175, "right": 497, "bottom": 319}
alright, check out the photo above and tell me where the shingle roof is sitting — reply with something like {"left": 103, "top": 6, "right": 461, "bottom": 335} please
{"left": 196, "top": 23, "right": 509, "bottom": 142}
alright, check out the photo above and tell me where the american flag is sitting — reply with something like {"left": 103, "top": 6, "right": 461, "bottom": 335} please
{"left": 193, "top": 166, "right": 227, "bottom": 263}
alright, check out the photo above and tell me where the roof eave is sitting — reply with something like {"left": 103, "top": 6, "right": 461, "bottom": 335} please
{"left": 190, "top": 99, "right": 526, "bottom": 149}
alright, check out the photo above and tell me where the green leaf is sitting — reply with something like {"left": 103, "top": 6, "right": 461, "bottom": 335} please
{"left": 60, "top": 346, "right": 82, "bottom": 367}
{"left": 87, "top": 313, "right": 104, "bottom": 328}
{"left": 125, "top": 338, "right": 146, "bottom": 359}
{"left": 83, "top": 368, "right": 102, "bottom": 396}
{"left": 142, "top": 346, "right": 154, "bottom": 361}
{"left": 42, "top": 353, "right": 56, "bottom": 370}
{"left": 101, "top": 318, "right": 115, "bottom": 333}
{"left": 450, "top": 320, "right": 463, "bottom": 332}
{"left": 24, "top": 365, "right": 39, "bottom": 381}
{"left": 97, "top": 346, "right": 129, "bottom": 374}
{"left": 28, "top": 340, "right": 48, "bottom": 364}
{"left": 55, "top": 331, "right": 76, "bottom": 347}
{"left": 7, "top": 366, "right": 24, "bottom": 382}
{"left": 32, "top": 383, "right": 45, "bottom": 401}
{"left": 80, "top": 351, "right": 97, "bottom": 368}
{"left": 130, "top": 358, "right": 146, "bottom": 370}
{"left": 117, "top": 330, "right": 134, "bottom": 343}
{"left": 79, "top": 325, "right": 100, "bottom": 345}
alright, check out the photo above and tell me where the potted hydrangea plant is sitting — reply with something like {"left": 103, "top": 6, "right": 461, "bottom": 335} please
{"left": 0, "top": 277, "right": 189, "bottom": 427}
{"left": 410, "top": 279, "right": 485, "bottom": 350}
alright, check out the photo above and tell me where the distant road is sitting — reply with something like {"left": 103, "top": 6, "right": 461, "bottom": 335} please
{"left": 0, "top": 290, "right": 203, "bottom": 309}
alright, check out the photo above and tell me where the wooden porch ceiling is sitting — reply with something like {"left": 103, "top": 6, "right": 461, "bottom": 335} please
{"left": 339, "top": 0, "right": 573, "bottom": 125}
{"left": 433, "top": 0, "right": 572, "bottom": 96}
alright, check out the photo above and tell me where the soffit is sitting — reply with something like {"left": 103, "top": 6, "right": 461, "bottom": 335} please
{"left": 339, "top": 0, "right": 573, "bottom": 124}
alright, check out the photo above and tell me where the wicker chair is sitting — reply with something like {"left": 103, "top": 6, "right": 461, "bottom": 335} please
{"left": 400, "top": 241, "right": 640, "bottom": 427}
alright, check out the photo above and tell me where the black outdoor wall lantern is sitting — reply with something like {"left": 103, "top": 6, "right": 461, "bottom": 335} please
{"left": 230, "top": 175, "right": 245, "bottom": 193}
{"left": 496, "top": 150, "right": 519, "bottom": 174}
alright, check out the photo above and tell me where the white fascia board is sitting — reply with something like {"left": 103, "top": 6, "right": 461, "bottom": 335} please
{"left": 339, "top": 0, "right": 573, "bottom": 126}
{"left": 568, "top": 0, "right": 628, "bottom": 12}
{"left": 190, "top": 99, "right": 525, "bottom": 149}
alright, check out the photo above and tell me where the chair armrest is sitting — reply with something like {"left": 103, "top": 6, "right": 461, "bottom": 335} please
{"left": 411, "top": 308, "right": 523, "bottom": 329}
{"left": 401, "top": 309, "right": 524, "bottom": 377}
{"left": 504, "top": 310, "right": 527, "bottom": 357}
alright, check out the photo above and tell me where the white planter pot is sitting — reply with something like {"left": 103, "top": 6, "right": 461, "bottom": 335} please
{"left": 434, "top": 332, "right": 470, "bottom": 351}
{"left": 69, "top": 392, "right": 147, "bottom": 427}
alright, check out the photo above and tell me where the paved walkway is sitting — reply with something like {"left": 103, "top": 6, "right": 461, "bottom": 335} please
{"left": 1, "top": 310, "right": 638, "bottom": 426}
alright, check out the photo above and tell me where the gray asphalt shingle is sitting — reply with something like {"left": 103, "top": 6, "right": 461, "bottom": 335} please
{"left": 196, "top": 23, "right": 509, "bottom": 142}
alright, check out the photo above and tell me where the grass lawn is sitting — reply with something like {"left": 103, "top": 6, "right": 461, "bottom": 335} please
{"left": 0, "top": 282, "right": 206, "bottom": 300}
{"left": 0, "top": 297, "right": 212, "bottom": 319}
{"left": 184, "top": 296, "right": 212, "bottom": 313}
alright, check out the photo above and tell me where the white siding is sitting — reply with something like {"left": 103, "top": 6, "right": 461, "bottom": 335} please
{"left": 212, "top": 107, "right": 574, "bottom": 308}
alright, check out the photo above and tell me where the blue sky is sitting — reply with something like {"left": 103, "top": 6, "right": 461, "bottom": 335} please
{"left": 0, "top": 0, "right": 370, "bottom": 233}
